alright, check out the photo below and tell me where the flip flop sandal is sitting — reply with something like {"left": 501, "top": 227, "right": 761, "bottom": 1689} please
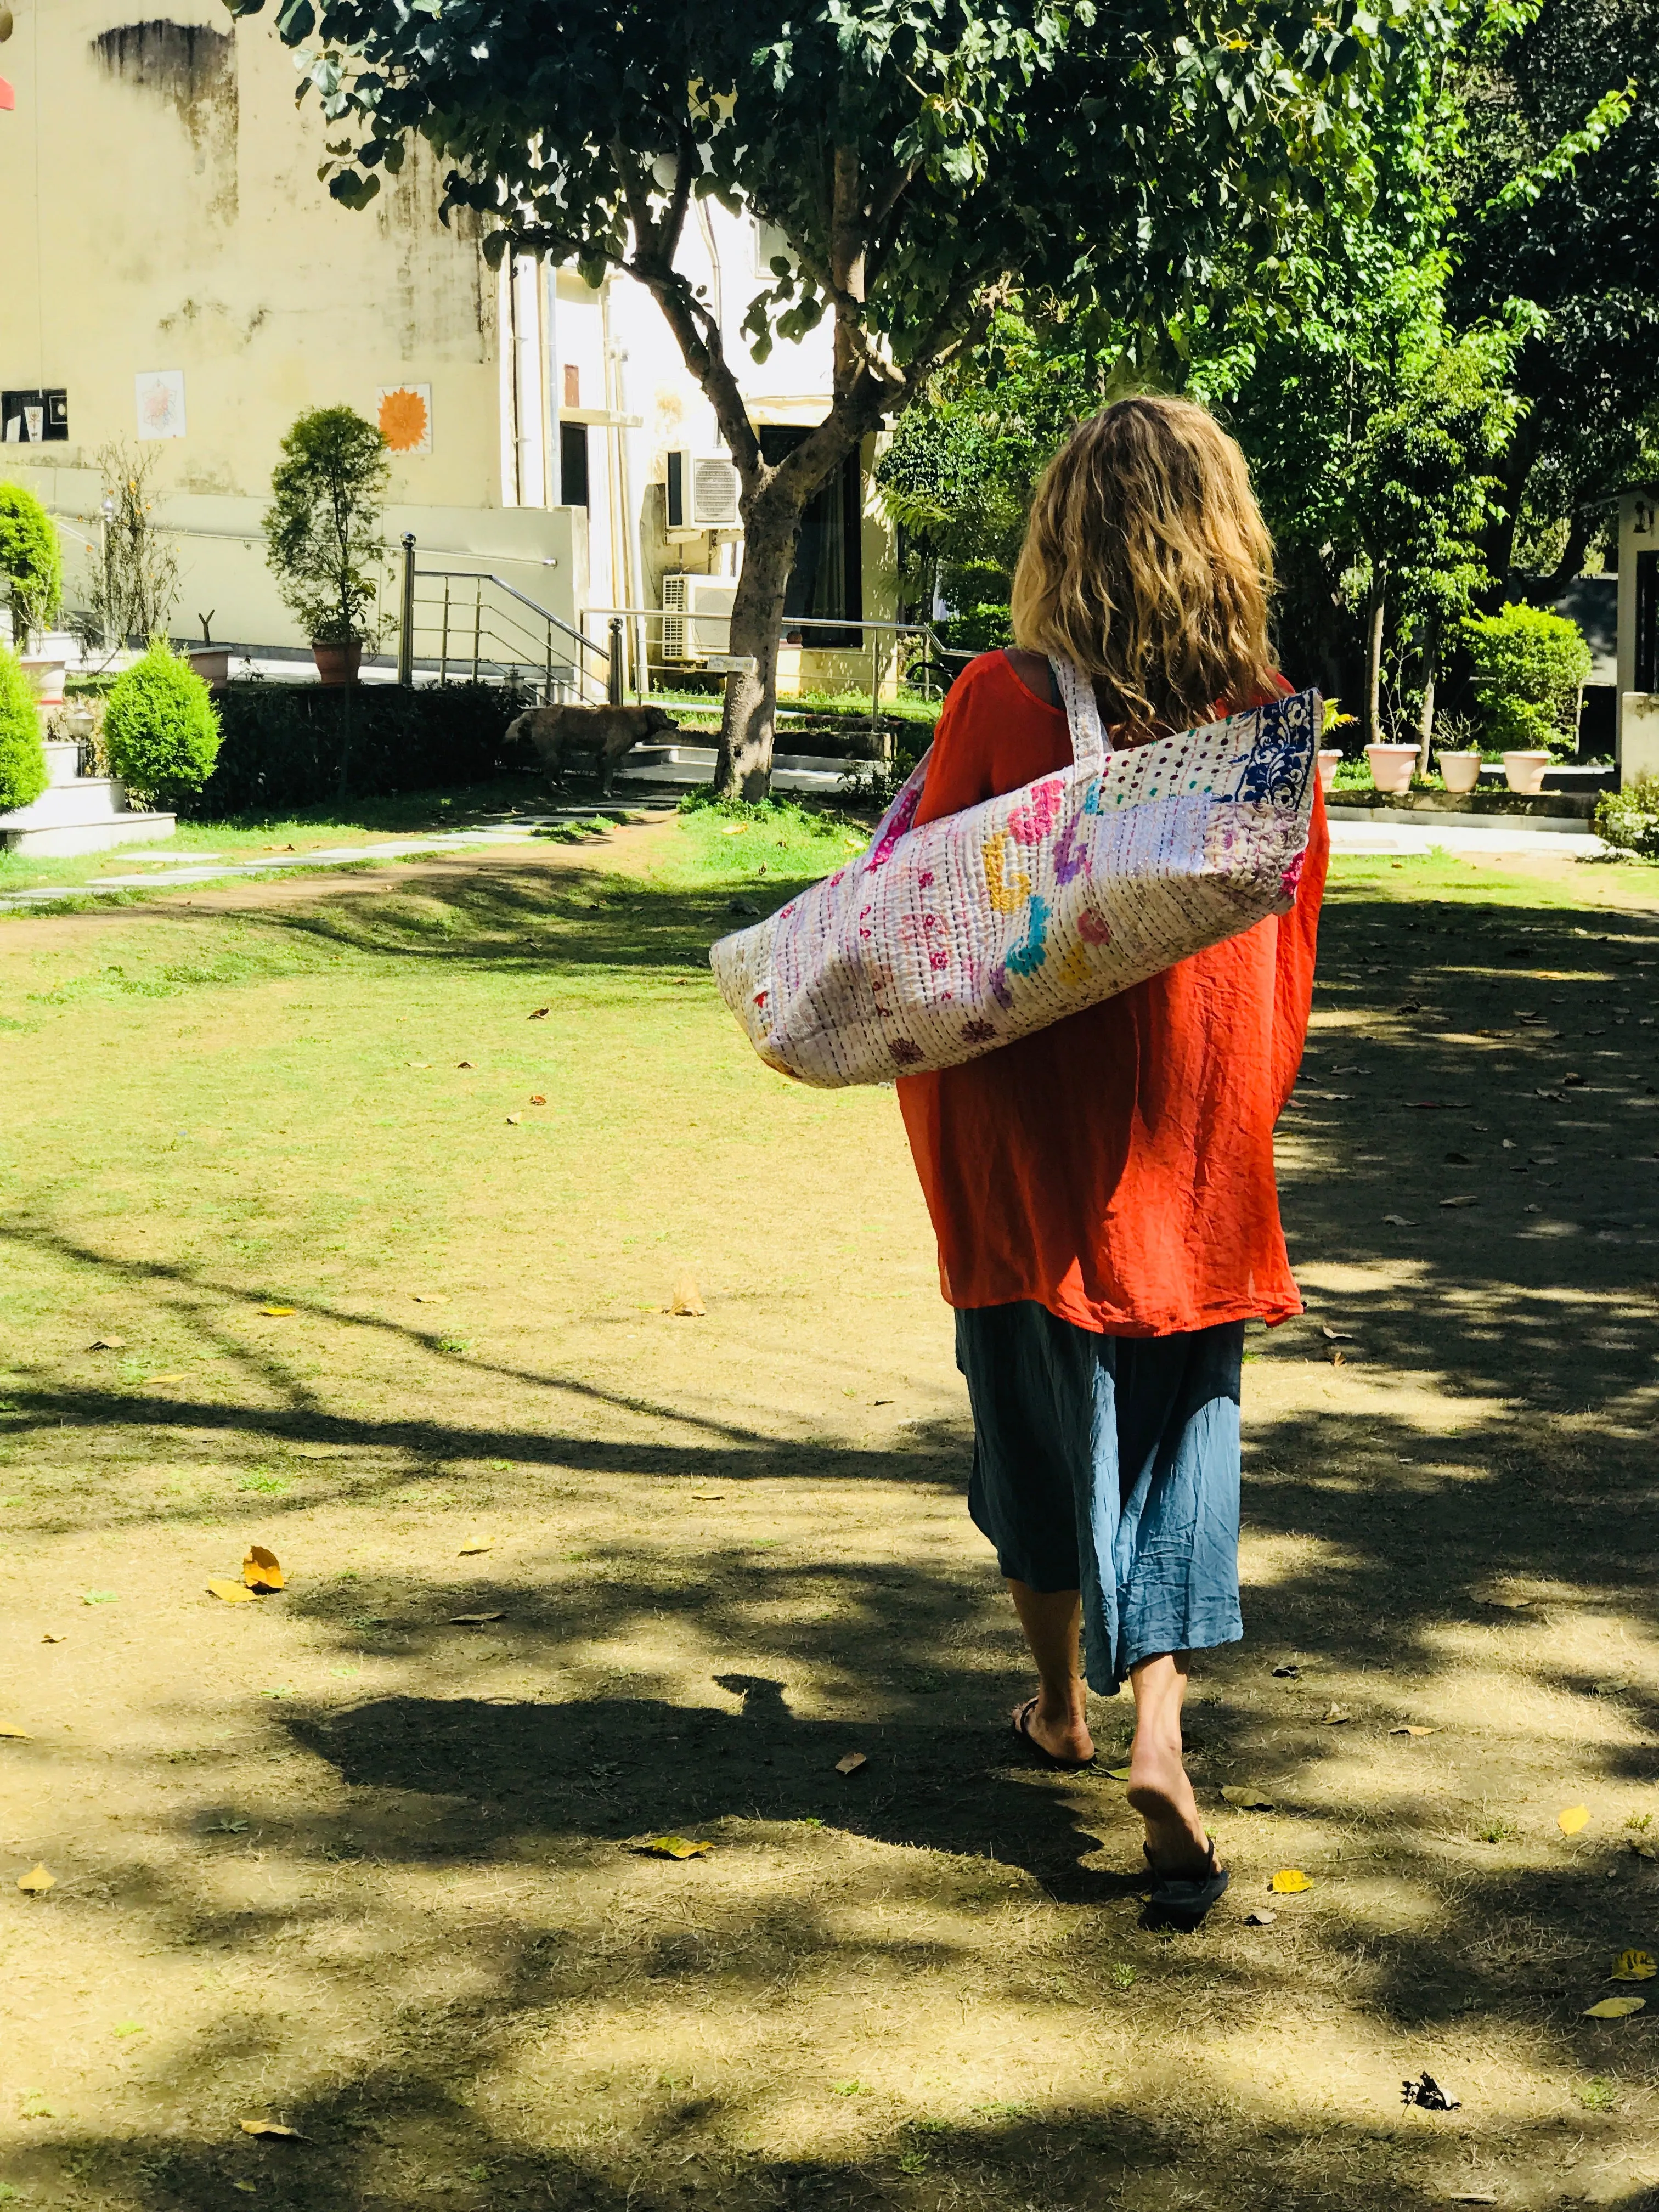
{"left": 1141, "top": 1838, "right": 1229, "bottom": 1931}
{"left": 1010, "top": 1696, "right": 1095, "bottom": 1773}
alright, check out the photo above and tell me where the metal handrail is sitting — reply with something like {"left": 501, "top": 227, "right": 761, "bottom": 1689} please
{"left": 397, "top": 534, "right": 613, "bottom": 703}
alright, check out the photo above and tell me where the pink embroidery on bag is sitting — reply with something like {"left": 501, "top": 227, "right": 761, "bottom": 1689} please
{"left": 866, "top": 782, "right": 923, "bottom": 871}
{"left": 1279, "top": 852, "right": 1305, "bottom": 901}
{"left": 1007, "top": 778, "right": 1062, "bottom": 847}
{"left": 1077, "top": 910, "right": 1112, "bottom": 945}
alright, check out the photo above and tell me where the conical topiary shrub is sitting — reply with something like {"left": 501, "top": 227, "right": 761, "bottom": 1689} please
{"left": 0, "top": 644, "right": 48, "bottom": 815}
{"left": 103, "top": 639, "right": 221, "bottom": 808}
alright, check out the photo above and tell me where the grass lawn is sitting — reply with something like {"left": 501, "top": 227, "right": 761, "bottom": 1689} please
{"left": 3, "top": 817, "right": 1659, "bottom": 2211}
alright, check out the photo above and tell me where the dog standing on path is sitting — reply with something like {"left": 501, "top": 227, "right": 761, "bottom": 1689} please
{"left": 506, "top": 703, "right": 679, "bottom": 797}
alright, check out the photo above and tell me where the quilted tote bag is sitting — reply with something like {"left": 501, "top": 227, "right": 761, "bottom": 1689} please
{"left": 709, "top": 659, "right": 1321, "bottom": 1088}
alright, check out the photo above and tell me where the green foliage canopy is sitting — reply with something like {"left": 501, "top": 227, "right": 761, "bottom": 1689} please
{"left": 263, "top": 406, "right": 391, "bottom": 647}
{"left": 103, "top": 640, "right": 223, "bottom": 805}
{"left": 1462, "top": 600, "right": 1592, "bottom": 752}
{"left": 0, "top": 645, "right": 48, "bottom": 815}
{"left": 0, "top": 482, "right": 63, "bottom": 648}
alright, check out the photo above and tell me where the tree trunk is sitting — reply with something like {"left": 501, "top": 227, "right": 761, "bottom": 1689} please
{"left": 715, "top": 498, "right": 799, "bottom": 800}
{"left": 1362, "top": 572, "right": 1386, "bottom": 749}
{"left": 1416, "top": 633, "right": 1438, "bottom": 776}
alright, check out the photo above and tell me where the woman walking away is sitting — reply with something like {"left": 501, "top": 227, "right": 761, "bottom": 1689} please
{"left": 896, "top": 396, "right": 1328, "bottom": 1931}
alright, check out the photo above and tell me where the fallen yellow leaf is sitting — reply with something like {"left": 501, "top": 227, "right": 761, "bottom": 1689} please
{"left": 0, "top": 1723, "right": 31, "bottom": 1739}
{"left": 505, "top": 1111, "right": 523, "bottom": 1125}
{"left": 1320, "top": 1705, "right": 1352, "bottom": 1725}
{"left": 148, "top": 1372, "right": 187, "bottom": 1384}
{"left": 1270, "top": 1867, "right": 1313, "bottom": 1894}
{"left": 239, "top": 2120, "right": 309, "bottom": 2140}
{"left": 16, "top": 1863, "right": 54, "bottom": 1894}
{"left": 242, "top": 1545, "right": 284, "bottom": 1592}
{"left": 1582, "top": 1996, "right": 1645, "bottom": 2019}
{"left": 720, "top": 825, "right": 745, "bottom": 837}
{"left": 668, "top": 1274, "right": 706, "bottom": 1317}
{"left": 834, "top": 1751, "right": 867, "bottom": 1775}
{"left": 206, "top": 1578, "right": 257, "bottom": 1605}
{"left": 1220, "top": 1786, "right": 1274, "bottom": 1810}
{"left": 448, "top": 1611, "right": 505, "bottom": 1626}
{"left": 411, "top": 1293, "right": 447, "bottom": 1304}
{"left": 256, "top": 1306, "right": 295, "bottom": 1318}
{"left": 1559, "top": 1806, "right": 1591, "bottom": 1836}
{"left": 1612, "top": 1949, "right": 1658, "bottom": 1982}
{"left": 456, "top": 1537, "right": 493, "bottom": 1555}
{"left": 640, "top": 1835, "right": 712, "bottom": 1859}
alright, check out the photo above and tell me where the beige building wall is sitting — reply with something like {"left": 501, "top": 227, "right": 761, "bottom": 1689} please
{"left": 0, "top": 1, "right": 896, "bottom": 686}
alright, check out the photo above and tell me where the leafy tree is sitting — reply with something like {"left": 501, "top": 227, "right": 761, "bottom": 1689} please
{"left": 264, "top": 406, "right": 391, "bottom": 651}
{"left": 0, "top": 644, "right": 48, "bottom": 814}
{"left": 226, "top": 0, "right": 1412, "bottom": 798}
{"left": 0, "top": 482, "right": 62, "bottom": 650}
{"left": 103, "top": 641, "right": 222, "bottom": 808}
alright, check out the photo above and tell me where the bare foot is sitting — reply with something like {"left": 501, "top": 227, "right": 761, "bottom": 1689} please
{"left": 1126, "top": 1729, "right": 1212, "bottom": 1870}
{"left": 1012, "top": 1694, "right": 1094, "bottom": 1767}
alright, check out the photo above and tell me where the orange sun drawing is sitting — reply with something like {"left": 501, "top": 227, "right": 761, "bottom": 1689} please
{"left": 377, "top": 385, "right": 431, "bottom": 454}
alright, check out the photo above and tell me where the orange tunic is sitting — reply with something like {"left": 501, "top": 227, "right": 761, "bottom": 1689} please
{"left": 894, "top": 651, "right": 1328, "bottom": 1337}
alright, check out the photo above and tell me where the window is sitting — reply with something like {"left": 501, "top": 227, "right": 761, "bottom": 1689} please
{"left": 759, "top": 426, "right": 861, "bottom": 647}
{"left": 560, "top": 422, "right": 590, "bottom": 511}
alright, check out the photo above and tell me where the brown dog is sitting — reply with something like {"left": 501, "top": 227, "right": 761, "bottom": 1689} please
{"left": 505, "top": 703, "right": 679, "bottom": 797}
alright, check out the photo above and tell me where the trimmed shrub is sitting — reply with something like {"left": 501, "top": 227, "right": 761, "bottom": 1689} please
{"left": 1462, "top": 602, "right": 1592, "bottom": 755}
{"left": 0, "top": 645, "right": 48, "bottom": 814}
{"left": 103, "top": 640, "right": 221, "bottom": 807}
{"left": 1595, "top": 776, "right": 1659, "bottom": 861}
{"left": 0, "top": 481, "right": 63, "bottom": 648}
{"left": 185, "top": 680, "right": 529, "bottom": 816}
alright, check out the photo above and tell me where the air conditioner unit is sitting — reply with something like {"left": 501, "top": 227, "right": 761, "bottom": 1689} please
{"left": 661, "top": 573, "right": 739, "bottom": 663}
{"left": 667, "top": 451, "right": 742, "bottom": 531}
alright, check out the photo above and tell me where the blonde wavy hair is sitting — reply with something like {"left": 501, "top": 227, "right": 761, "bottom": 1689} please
{"left": 1010, "top": 396, "right": 1279, "bottom": 735}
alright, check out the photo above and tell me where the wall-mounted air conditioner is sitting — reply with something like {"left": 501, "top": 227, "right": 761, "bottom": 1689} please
{"left": 667, "top": 451, "right": 741, "bottom": 531}
{"left": 661, "top": 573, "right": 739, "bottom": 663}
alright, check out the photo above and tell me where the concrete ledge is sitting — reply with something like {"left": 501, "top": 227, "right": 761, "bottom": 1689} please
{"left": 1328, "top": 788, "right": 1598, "bottom": 821}
{"left": 1327, "top": 803, "right": 1591, "bottom": 836}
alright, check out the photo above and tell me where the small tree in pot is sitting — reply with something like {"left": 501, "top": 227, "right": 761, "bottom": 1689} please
{"left": 264, "top": 407, "right": 391, "bottom": 682}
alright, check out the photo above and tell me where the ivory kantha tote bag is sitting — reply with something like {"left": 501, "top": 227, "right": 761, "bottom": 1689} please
{"left": 709, "top": 658, "right": 1321, "bottom": 1088}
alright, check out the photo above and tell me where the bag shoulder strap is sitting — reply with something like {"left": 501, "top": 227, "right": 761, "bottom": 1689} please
{"left": 1052, "top": 658, "right": 1109, "bottom": 775}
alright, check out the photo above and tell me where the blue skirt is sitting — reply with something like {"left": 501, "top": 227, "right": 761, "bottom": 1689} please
{"left": 955, "top": 1302, "right": 1245, "bottom": 1695}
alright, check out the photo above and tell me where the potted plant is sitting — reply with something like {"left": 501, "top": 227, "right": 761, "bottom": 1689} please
{"left": 1365, "top": 740, "right": 1419, "bottom": 794}
{"left": 263, "top": 405, "right": 391, "bottom": 683}
{"left": 1463, "top": 602, "right": 1592, "bottom": 795}
{"left": 1434, "top": 711, "right": 1482, "bottom": 793}
{"left": 1318, "top": 699, "right": 1356, "bottom": 793}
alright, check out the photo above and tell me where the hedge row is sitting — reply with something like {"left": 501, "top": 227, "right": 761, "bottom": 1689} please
{"left": 183, "top": 680, "right": 529, "bottom": 817}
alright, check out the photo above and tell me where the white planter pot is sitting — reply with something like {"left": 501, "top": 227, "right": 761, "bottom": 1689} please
{"left": 19, "top": 654, "right": 66, "bottom": 706}
{"left": 1437, "top": 749, "right": 1482, "bottom": 794}
{"left": 1317, "top": 748, "right": 1342, "bottom": 794}
{"left": 1502, "top": 751, "right": 1551, "bottom": 797}
{"left": 1365, "top": 743, "right": 1419, "bottom": 796}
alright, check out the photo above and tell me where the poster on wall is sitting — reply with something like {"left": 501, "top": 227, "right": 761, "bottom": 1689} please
{"left": 135, "top": 370, "right": 187, "bottom": 440}
{"left": 376, "top": 383, "right": 432, "bottom": 455}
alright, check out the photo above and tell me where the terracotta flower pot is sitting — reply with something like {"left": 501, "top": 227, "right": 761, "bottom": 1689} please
{"left": 1502, "top": 750, "right": 1551, "bottom": 797}
{"left": 1317, "top": 748, "right": 1343, "bottom": 794}
{"left": 312, "top": 640, "right": 362, "bottom": 686}
{"left": 1365, "top": 743, "right": 1419, "bottom": 796}
{"left": 1437, "top": 749, "right": 1482, "bottom": 794}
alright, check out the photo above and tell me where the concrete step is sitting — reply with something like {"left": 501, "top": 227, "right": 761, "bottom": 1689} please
{"left": 1, "top": 776, "right": 178, "bottom": 856}
{"left": 43, "top": 741, "right": 82, "bottom": 787}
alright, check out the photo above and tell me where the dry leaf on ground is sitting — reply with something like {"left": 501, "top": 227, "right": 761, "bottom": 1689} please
{"left": 1221, "top": 1786, "right": 1275, "bottom": 1810}
{"left": 1470, "top": 1580, "right": 1533, "bottom": 1609}
{"left": 87, "top": 1337, "right": 126, "bottom": 1350}
{"left": 206, "top": 1578, "right": 257, "bottom": 1605}
{"left": 16, "top": 1863, "right": 54, "bottom": 1894}
{"left": 41, "top": 1633, "right": 64, "bottom": 1645}
{"left": 1582, "top": 1996, "right": 1645, "bottom": 2019}
{"left": 529, "top": 1094, "right": 547, "bottom": 1105}
{"left": 527, "top": 1007, "right": 550, "bottom": 1019}
{"left": 456, "top": 1537, "right": 493, "bottom": 1555}
{"left": 456, "top": 1060, "right": 474, "bottom": 1069}
{"left": 1383, "top": 1214, "right": 1417, "bottom": 1227}
{"left": 720, "top": 825, "right": 745, "bottom": 837}
{"left": 406, "top": 1061, "right": 431, "bottom": 1069}
{"left": 0, "top": 1723, "right": 31, "bottom": 1739}
{"left": 242, "top": 1545, "right": 284, "bottom": 1592}
{"left": 1272, "top": 1662, "right": 1301, "bottom": 1678}
{"left": 448, "top": 1611, "right": 505, "bottom": 1626}
{"left": 256, "top": 1305, "right": 295, "bottom": 1318}
{"left": 411, "top": 1293, "right": 447, "bottom": 1304}
{"left": 1440, "top": 1195, "right": 1478, "bottom": 1208}
{"left": 1321, "top": 1705, "right": 1352, "bottom": 1724}
{"left": 1105, "top": 1764, "right": 1132, "bottom": 1781}
{"left": 1327, "top": 1347, "right": 1347, "bottom": 1367}
{"left": 835, "top": 1752, "right": 868, "bottom": 1775}
{"left": 1271, "top": 1868, "right": 1313, "bottom": 1894}
{"left": 1400, "top": 2070, "right": 1460, "bottom": 2111}
{"left": 1611, "top": 1949, "right": 1657, "bottom": 1981}
{"left": 669, "top": 1275, "right": 707, "bottom": 1317}
{"left": 238, "top": 2120, "right": 309, "bottom": 2140}
{"left": 1244, "top": 1908, "right": 1277, "bottom": 1926}
{"left": 1318, "top": 1327, "right": 1355, "bottom": 1341}
{"left": 1390, "top": 1725, "right": 1438, "bottom": 1737}
{"left": 639, "top": 1835, "right": 712, "bottom": 1859}
{"left": 1558, "top": 1805, "right": 1591, "bottom": 1835}
{"left": 148, "top": 1372, "right": 187, "bottom": 1384}
{"left": 506, "top": 1111, "right": 523, "bottom": 1124}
